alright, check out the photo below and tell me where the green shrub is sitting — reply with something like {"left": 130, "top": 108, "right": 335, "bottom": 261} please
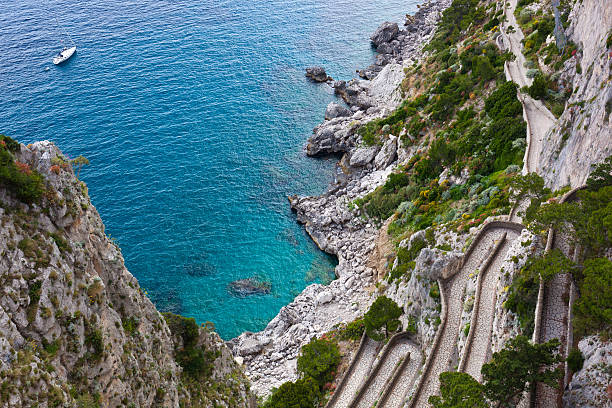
{"left": 49, "top": 232, "right": 71, "bottom": 254}
{"left": 339, "top": 318, "right": 365, "bottom": 341}
{"left": 586, "top": 154, "right": 612, "bottom": 191}
{"left": 531, "top": 185, "right": 612, "bottom": 257}
{"left": 0, "top": 135, "right": 20, "bottom": 152}
{"left": 388, "top": 261, "right": 414, "bottom": 282}
{"left": 573, "top": 257, "right": 612, "bottom": 339}
{"left": 162, "top": 312, "right": 216, "bottom": 378}
{"left": 364, "top": 296, "right": 403, "bottom": 340}
{"left": 505, "top": 250, "right": 574, "bottom": 336}
{"left": 263, "top": 378, "right": 319, "bottom": 408}
{"left": 528, "top": 75, "right": 548, "bottom": 99}
{"left": 566, "top": 348, "right": 585, "bottom": 373}
{"left": 485, "top": 81, "right": 522, "bottom": 119}
{"left": 407, "top": 316, "right": 417, "bottom": 334}
{"left": 0, "top": 144, "right": 45, "bottom": 203}
{"left": 176, "top": 346, "right": 213, "bottom": 378}
{"left": 85, "top": 329, "right": 103, "bottom": 362}
{"left": 163, "top": 313, "right": 199, "bottom": 347}
{"left": 472, "top": 55, "right": 496, "bottom": 81}
{"left": 397, "top": 237, "right": 427, "bottom": 264}
{"left": 121, "top": 316, "right": 139, "bottom": 336}
{"left": 297, "top": 338, "right": 341, "bottom": 386}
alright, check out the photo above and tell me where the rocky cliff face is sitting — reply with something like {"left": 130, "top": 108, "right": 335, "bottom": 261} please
{"left": 0, "top": 141, "right": 252, "bottom": 407}
{"left": 538, "top": 0, "right": 612, "bottom": 189}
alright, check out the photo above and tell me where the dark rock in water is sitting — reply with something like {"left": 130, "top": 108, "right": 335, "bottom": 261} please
{"left": 229, "top": 277, "right": 271, "bottom": 297}
{"left": 305, "top": 66, "right": 332, "bottom": 82}
{"left": 325, "top": 102, "right": 352, "bottom": 120}
{"left": 370, "top": 22, "right": 399, "bottom": 46}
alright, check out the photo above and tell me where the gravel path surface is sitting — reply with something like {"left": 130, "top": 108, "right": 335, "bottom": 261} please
{"left": 408, "top": 228, "right": 508, "bottom": 407}
{"left": 377, "top": 345, "right": 423, "bottom": 408}
{"left": 352, "top": 338, "right": 415, "bottom": 408}
{"left": 328, "top": 337, "right": 380, "bottom": 408}
{"left": 461, "top": 231, "right": 520, "bottom": 381}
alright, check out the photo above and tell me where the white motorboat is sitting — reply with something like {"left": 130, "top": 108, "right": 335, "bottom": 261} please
{"left": 53, "top": 46, "right": 76, "bottom": 65}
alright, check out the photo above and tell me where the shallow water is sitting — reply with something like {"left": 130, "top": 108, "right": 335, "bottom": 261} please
{"left": 0, "top": 0, "right": 418, "bottom": 338}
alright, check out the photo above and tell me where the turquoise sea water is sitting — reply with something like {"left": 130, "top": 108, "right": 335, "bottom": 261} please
{"left": 0, "top": 0, "right": 417, "bottom": 339}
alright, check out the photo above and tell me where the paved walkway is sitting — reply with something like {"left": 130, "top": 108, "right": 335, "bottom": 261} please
{"left": 328, "top": 337, "right": 380, "bottom": 408}
{"left": 377, "top": 347, "right": 423, "bottom": 408}
{"left": 499, "top": 0, "right": 556, "bottom": 175}
{"left": 408, "top": 228, "right": 510, "bottom": 407}
{"left": 461, "top": 231, "right": 520, "bottom": 381}
{"left": 534, "top": 229, "right": 574, "bottom": 408}
{"left": 352, "top": 337, "right": 415, "bottom": 408}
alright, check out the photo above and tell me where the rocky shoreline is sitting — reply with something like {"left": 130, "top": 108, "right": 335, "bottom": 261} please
{"left": 228, "top": 0, "right": 453, "bottom": 397}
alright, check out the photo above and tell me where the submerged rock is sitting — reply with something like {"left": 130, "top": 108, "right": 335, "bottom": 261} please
{"left": 229, "top": 277, "right": 272, "bottom": 297}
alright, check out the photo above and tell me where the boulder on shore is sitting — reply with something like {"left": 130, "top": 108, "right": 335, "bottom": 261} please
{"left": 325, "top": 102, "right": 352, "bottom": 120}
{"left": 229, "top": 277, "right": 271, "bottom": 297}
{"left": 305, "top": 66, "right": 332, "bottom": 82}
{"left": 370, "top": 22, "right": 399, "bottom": 46}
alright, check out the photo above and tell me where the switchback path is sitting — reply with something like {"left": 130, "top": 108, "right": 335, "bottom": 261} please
{"left": 533, "top": 187, "right": 583, "bottom": 408}
{"left": 499, "top": 0, "right": 557, "bottom": 175}
{"left": 459, "top": 231, "right": 520, "bottom": 380}
{"left": 326, "top": 335, "right": 380, "bottom": 408}
{"left": 350, "top": 334, "right": 417, "bottom": 408}
{"left": 377, "top": 346, "right": 423, "bottom": 408}
{"left": 407, "top": 222, "right": 524, "bottom": 407}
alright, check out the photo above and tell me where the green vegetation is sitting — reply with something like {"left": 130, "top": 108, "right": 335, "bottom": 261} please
{"left": 364, "top": 296, "right": 403, "bottom": 340}
{"left": 163, "top": 313, "right": 214, "bottom": 379}
{"left": 338, "top": 318, "right": 365, "bottom": 341}
{"left": 573, "top": 258, "right": 612, "bottom": 339}
{"left": 84, "top": 328, "right": 103, "bottom": 362}
{"left": 586, "top": 154, "right": 612, "bottom": 191}
{"left": 0, "top": 135, "right": 45, "bottom": 203}
{"left": 529, "top": 185, "right": 612, "bottom": 257}
{"left": 513, "top": 156, "right": 612, "bottom": 340}
{"left": 121, "top": 316, "right": 139, "bottom": 336}
{"left": 505, "top": 249, "right": 575, "bottom": 337}
{"left": 262, "top": 378, "right": 319, "bottom": 408}
{"left": 70, "top": 155, "right": 89, "bottom": 179}
{"left": 265, "top": 336, "right": 341, "bottom": 407}
{"left": 49, "top": 232, "right": 71, "bottom": 254}
{"left": 566, "top": 348, "right": 585, "bottom": 373}
{"left": 429, "top": 372, "right": 488, "bottom": 408}
{"left": 297, "top": 338, "right": 341, "bottom": 387}
{"left": 431, "top": 336, "right": 562, "bottom": 408}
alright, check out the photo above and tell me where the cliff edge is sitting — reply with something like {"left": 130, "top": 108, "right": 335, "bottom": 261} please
{"left": 0, "top": 139, "right": 253, "bottom": 407}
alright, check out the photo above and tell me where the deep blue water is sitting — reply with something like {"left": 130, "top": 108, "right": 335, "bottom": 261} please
{"left": 0, "top": 0, "right": 416, "bottom": 338}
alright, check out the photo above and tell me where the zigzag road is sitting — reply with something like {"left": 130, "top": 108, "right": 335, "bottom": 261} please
{"left": 408, "top": 222, "right": 523, "bottom": 407}
{"left": 533, "top": 187, "right": 583, "bottom": 408}
{"left": 376, "top": 346, "right": 423, "bottom": 408}
{"left": 499, "top": 0, "right": 556, "bottom": 175}
{"left": 350, "top": 334, "right": 417, "bottom": 408}
{"left": 326, "top": 335, "right": 380, "bottom": 408}
{"left": 459, "top": 230, "right": 520, "bottom": 380}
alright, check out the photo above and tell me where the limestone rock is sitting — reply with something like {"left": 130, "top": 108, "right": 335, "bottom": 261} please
{"left": 370, "top": 22, "right": 399, "bottom": 46}
{"left": 350, "top": 146, "right": 380, "bottom": 167}
{"left": 374, "top": 136, "right": 398, "bottom": 169}
{"left": 0, "top": 141, "right": 253, "bottom": 408}
{"left": 325, "top": 102, "right": 352, "bottom": 120}
{"left": 563, "top": 335, "right": 612, "bottom": 408}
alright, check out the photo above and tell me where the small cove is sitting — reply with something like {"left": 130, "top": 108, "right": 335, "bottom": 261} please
{"left": 0, "top": 0, "right": 419, "bottom": 338}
